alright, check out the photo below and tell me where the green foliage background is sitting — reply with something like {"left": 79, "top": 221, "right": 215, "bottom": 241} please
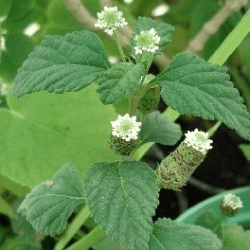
{"left": 0, "top": 0, "right": 249, "bottom": 190}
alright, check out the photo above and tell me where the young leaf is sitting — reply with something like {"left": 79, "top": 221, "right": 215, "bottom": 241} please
{"left": 130, "top": 17, "right": 174, "bottom": 54}
{"left": 97, "top": 63, "right": 144, "bottom": 104}
{"left": 5, "top": 32, "right": 35, "bottom": 67}
{"left": 149, "top": 218, "right": 222, "bottom": 250}
{"left": 18, "top": 165, "right": 85, "bottom": 236}
{"left": 83, "top": 161, "right": 159, "bottom": 250}
{"left": 2, "top": 0, "right": 42, "bottom": 32}
{"left": 194, "top": 210, "right": 223, "bottom": 240}
{"left": 223, "top": 224, "right": 250, "bottom": 250}
{"left": 156, "top": 53, "right": 250, "bottom": 140}
{"left": 13, "top": 30, "right": 110, "bottom": 97}
{"left": 139, "top": 111, "right": 182, "bottom": 145}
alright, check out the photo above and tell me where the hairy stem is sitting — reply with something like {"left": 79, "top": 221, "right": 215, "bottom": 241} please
{"left": 128, "top": 95, "right": 139, "bottom": 116}
{"left": 54, "top": 206, "right": 91, "bottom": 250}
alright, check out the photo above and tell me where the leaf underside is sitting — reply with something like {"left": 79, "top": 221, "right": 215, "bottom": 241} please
{"left": 140, "top": 111, "right": 182, "bottom": 145}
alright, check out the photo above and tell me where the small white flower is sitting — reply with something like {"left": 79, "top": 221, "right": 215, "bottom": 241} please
{"left": 95, "top": 6, "right": 128, "bottom": 36}
{"left": 134, "top": 28, "right": 161, "bottom": 55}
{"left": 184, "top": 128, "right": 213, "bottom": 155}
{"left": 223, "top": 193, "right": 243, "bottom": 210}
{"left": 111, "top": 114, "right": 141, "bottom": 141}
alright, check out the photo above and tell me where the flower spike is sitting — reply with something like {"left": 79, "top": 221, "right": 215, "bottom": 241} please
{"left": 157, "top": 128, "right": 213, "bottom": 190}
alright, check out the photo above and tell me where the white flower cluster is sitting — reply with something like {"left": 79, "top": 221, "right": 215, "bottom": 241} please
{"left": 184, "top": 128, "right": 213, "bottom": 155}
{"left": 95, "top": 6, "right": 128, "bottom": 35}
{"left": 111, "top": 114, "right": 141, "bottom": 141}
{"left": 223, "top": 193, "right": 243, "bottom": 210}
{"left": 134, "top": 28, "right": 161, "bottom": 54}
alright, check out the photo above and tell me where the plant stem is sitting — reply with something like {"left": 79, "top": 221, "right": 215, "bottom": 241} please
{"left": 208, "top": 121, "right": 222, "bottom": 138}
{"left": 132, "top": 9, "right": 250, "bottom": 161}
{"left": 128, "top": 95, "right": 139, "bottom": 116}
{"left": 114, "top": 32, "right": 126, "bottom": 62}
{"left": 54, "top": 206, "right": 91, "bottom": 250}
{"left": 164, "top": 107, "right": 180, "bottom": 122}
{"left": 209, "top": 8, "right": 250, "bottom": 66}
{"left": 66, "top": 226, "right": 105, "bottom": 250}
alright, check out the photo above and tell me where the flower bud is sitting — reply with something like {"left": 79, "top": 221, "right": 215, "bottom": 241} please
{"left": 110, "top": 135, "right": 138, "bottom": 155}
{"left": 157, "top": 129, "right": 213, "bottom": 190}
{"left": 138, "top": 86, "right": 160, "bottom": 113}
{"left": 220, "top": 193, "right": 243, "bottom": 217}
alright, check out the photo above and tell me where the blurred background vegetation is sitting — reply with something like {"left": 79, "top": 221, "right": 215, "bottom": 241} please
{"left": 0, "top": 0, "right": 250, "bottom": 249}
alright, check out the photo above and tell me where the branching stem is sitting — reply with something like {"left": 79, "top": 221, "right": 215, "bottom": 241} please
{"left": 54, "top": 206, "right": 91, "bottom": 250}
{"left": 132, "top": 8, "right": 250, "bottom": 161}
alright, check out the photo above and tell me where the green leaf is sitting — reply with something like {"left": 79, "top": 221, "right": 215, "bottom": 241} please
{"left": 0, "top": 51, "right": 18, "bottom": 82}
{"left": 239, "top": 34, "right": 250, "bottom": 78}
{"left": 194, "top": 210, "right": 223, "bottom": 240}
{"left": 149, "top": 218, "right": 222, "bottom": 250}
{"left": 93, "top": 237, "right": 122, "bottom": 250}
{"left": 5, "top": 32, "right": 35, "bottom": 67}
{"left": 0, "top": 226, "right": 4, "bottom": 245}
{"left": 12, "top": 203, "right": 42, "bottom": 249}
{"left": 13, "top": 30, "right": 110, "bottom": 97}
{"left": 97, "top": 63, "right": 144, "bottom": 104}
{"left": 18, "top": 165, "right": 85, "bottom": 236}
{"left": 223, "top": 224, "right": 250, "bottom": 250}
{"left": 2, "top": 0, "right": 42, "bottom": 32}
{"left": 0, "top": 197, "right": 13, "bottom": 217}
{"left": 0, "top": 237, "right": 41, "bottom": 250}
{"left": 0, "top": 85, "right": 119, "bottom": 187}
{"left": 139, "top": 111, "right": 182, "bottom": 145}
{"left": 131, "top": 17, "right": 174, "bottom": 54}
{"left": 83, "top": 161, "right": 159, "bottom": 250}
{"left": 156, "top": 53, "right": 250, "bottom": 140}
{"left": 239, "top": 144, "right": 250, "bottom": 161}
{"left": 0, "top": 0, "right": 10, "bottom": 16}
